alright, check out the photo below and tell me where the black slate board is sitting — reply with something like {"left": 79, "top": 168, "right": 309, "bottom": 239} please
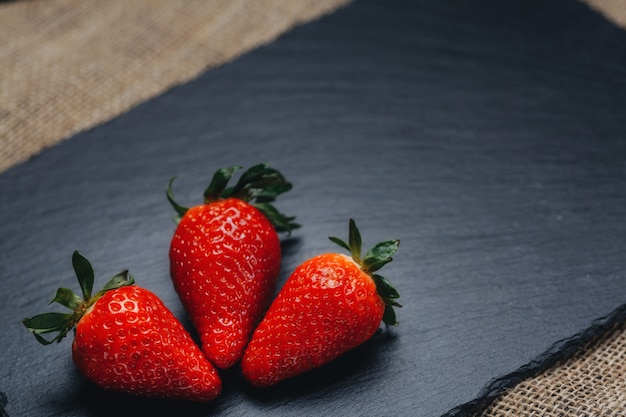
{"left": 2, "top": 0, "right": 626, "bottom": 416}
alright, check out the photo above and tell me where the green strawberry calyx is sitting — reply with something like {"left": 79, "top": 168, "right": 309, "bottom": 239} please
{"left": 167, "top": 163, "right": 299, "bottom": 233}
{"left": 329, "top": 218, "right": 401, "bottom": 326}
{"left": 22, "top": 251, "right": 134, "bottom": 345}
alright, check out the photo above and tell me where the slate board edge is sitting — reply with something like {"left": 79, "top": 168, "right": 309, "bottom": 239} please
{"left": 441, "top": 301, "right": 626, "bottom": 417}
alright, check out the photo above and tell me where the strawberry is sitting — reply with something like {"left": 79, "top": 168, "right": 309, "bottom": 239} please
{"left": 166, "top": 163, "right": 298, "bottom": 369}
{"left": 241, "top": 218, "right": 401, "bottom": 388}
{"left": 22, "top": 251, "right": 221, "bottom": 402}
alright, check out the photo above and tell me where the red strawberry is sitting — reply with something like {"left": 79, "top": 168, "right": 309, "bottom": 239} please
{"left": 167, "top": 163, "right": 298, "bottom": 369}
{"left": 241, "top": 218, "right": 401, "bottom": 388}
{"left": 22, "top": 251, "right": 221, "bottom": 402}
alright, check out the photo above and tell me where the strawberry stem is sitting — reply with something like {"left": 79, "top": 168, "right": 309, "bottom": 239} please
{"left": 167, "top": 163, "right": 299, "bottom": 233}
{"left": 22, "top": 251, "right": 134, "bottom": 345}
{"left": 329, "top": 218, "right": 401, "bottom": 325}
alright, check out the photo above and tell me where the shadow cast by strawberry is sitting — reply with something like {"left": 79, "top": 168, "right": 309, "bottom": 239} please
{"left": 241, "top": 327, "right": 398, "bottom": 402}
{"left": 70, "top": 374, "right": 222, "bottom": 417}
{"left": 0, "top": 391, "right": 8, "bottom": 417}
{"left": 274, "top": 235, "right": 303, "bottom": 290}
{"left": 278, "top": 235, "right": 302, "bottom": 264}
{"left": 279, "top": 235, "right": 302, "bottom": 257}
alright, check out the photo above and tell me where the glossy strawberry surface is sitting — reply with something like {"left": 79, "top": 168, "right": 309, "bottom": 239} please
{"left": 241, "top": 253, "right": 385, "bottom": 387}
{"left": 170, "top": 198, "right": 281, "bottom": 369}
{"left": 72, "top": 285, "right": 222, "bottom": 402}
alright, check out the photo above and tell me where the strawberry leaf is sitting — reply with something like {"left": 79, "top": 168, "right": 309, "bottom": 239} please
{"left": 204, "top": 166, "right": 242, "bottom": 203}
{"left": 385, "top": 298, "right": 402, "bottom": 308}
{"left": 348, "top": 218, "right": 362, "bottom": 262}
{"left": 329, "top": 236, "right": 351, "bottom": 252}
{"left": 231, "top": 163, "right": 275, "bottom": 197}
{"left": 372, "top": 274, "right": 400, "bottom": 299}
{"left": 364, "top": 240, "right": 399, "bottom": 262}
{"left": 249, "top": 182, "right": 293, "bottom": 203}
{"left": 253, "top": 203, "right": 300, "bottom": 234}
{"left": 230, "top": 164, "right": 293, "bottom": 203}
{"left": 363, "top": 240, "right": 400, "bottom": 273}
{"left": 330, "top": 219, "right": 402, "bottom": 327}
{"left": 50, "top": 288, "right": 82, "bottom": 310}
{"left": 363, "top": 257, "right": 392, "bottom": 273}
{"left": 330, "top": 219, "right": 364, "bottom": 261}
{"left": 23, "top": 252, "right": 138, "bottom": 346}
{"left": 23, "top": 312, "right": 75, "bottom": 344}
{"left": 382, "top": 305, "right": 398, "bottom": 326}
{"left": 72, "top": 251, "right": 94, "bottom": 300}
{"left": 99, "top": 270, "right": 135, "bottom": 294}
{"left": 172, "top": 163, "right": 298, "bottom": 234}
{"left": 23, "top": 312, "right": 73, "bottom": 333}
{"left": 166, "top": 177, "right": 189, "bottom": 223}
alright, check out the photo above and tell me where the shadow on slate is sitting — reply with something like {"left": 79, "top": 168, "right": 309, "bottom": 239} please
{"left": 1, "top": 0, "right": 626, "bottom": 416}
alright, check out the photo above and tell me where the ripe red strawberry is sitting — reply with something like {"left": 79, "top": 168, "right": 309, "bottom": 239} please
{"left": 241, "top": 218, "right": 401, "bottom": 387}
{"left": 22, "top": 251, "right": 221, "bottom": 402}
{"left": 167, "top": 163, "right": 298, "bottom": 369}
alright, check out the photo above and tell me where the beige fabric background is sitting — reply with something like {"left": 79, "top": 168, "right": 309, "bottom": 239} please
{"left": 586, "top": 0, "right": 626, "bottom": 26}
{"left": 0, "top": 0, "right": 351, "bottom": 173}
{"left": 1, "top": 1, "right": 625, "bottom": 415}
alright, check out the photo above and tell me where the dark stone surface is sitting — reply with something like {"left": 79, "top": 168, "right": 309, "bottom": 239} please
{"left": 2, "top": 0, "right": 625, "bottom": 416}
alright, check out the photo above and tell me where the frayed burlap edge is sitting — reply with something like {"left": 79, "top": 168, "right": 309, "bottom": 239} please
{"left": 0, "top": 0, "right": 351, "bottom": 173}
{"left": 443, "top": 303, "right": 626, "bottom": 417}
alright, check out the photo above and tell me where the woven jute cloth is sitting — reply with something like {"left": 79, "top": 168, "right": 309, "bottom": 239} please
{"left": 472, "top": 317, "right": 626, "bottom": 417}
{"left": 0, "top": 0, "right": 351, "bottom": 172}
{"left": 585, "top": 0, "right": 626, "bottom": 27}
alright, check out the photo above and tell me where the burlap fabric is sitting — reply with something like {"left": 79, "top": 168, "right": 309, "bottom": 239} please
{"left": 0, "top": 0, "right": 351, "bottom": 172}
{"left": 1, "top": 1, "right": 626, "bottom": 416}
{"left": 586, "top": 0, "right": 626, "bottom": 27}
{"left": 465, "top": 307, "right": 626, "bottom": 417}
